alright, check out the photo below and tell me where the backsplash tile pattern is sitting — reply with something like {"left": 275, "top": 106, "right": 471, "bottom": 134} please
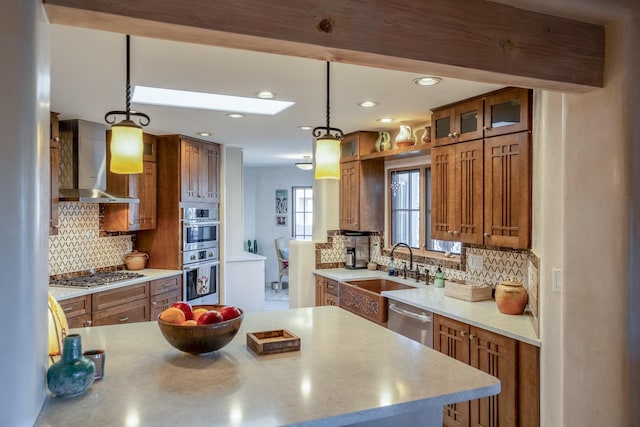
{"left": 49, "top": 203, "right": 132, "bottom": 275}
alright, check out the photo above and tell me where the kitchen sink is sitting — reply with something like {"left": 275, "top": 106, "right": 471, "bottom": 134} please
{"left": 339, "top": 279, "right": 415, "bottom": 324}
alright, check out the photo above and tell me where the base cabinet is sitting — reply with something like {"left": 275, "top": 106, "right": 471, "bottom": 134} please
{"left": 314, "top": 275, "right": 339, "bottom": 307}
{"left": 57, "top": 275, "right": 182, "bottom": 328}
{"left": 434, "top": 314, "right": 539, "bottom": 427}
{"left": 149, "top": 275, "right": 182, "bottom": 320}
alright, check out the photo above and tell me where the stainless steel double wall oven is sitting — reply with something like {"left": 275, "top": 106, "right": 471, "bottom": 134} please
{"left": 181, "top": 203, "right": 219, "bottom": 305}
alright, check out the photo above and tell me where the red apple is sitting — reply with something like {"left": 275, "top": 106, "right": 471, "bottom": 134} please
{"left": 196, "top": 310, "right": 224, "bottom": 325}
{"left": 219, "top": 305, "right": 242, "bottom": 321}
{"left": 170, "top": 302, "right": 194, "bottom": 321}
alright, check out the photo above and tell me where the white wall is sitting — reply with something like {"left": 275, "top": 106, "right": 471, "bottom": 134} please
{"left": 243, "top": 166, "right": 313, "bottom": 284}
{"left": 0, "top": 1, "right": 49, "bottom": 425}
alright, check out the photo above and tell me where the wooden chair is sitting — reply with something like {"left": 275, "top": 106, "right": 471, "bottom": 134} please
{"left": 274, "top": 236, "right": 292, "bottom": 290}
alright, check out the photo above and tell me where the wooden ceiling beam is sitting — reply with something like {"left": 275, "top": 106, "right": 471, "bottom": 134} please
{"left": 43, "top": 0, "right": 604, "bottom": 92}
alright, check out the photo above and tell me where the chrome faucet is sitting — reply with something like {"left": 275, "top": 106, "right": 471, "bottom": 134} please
{"left": 390, "top": 242, "right": 413, "bottom": 271}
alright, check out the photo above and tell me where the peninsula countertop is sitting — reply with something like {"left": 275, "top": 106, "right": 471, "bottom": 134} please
{"left": 36, "top": 306, "right": 499, "bottom": 427}
{"left": 314, "top": 268, "right": 540, "bottom": 347}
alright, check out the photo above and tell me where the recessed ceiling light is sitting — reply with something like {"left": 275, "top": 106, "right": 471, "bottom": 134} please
{"left": 196, "top": 132, "right": 212, "bottom": 137}
{"left": 358, "top": 101, "right": 379, "bottom": 108}
{"left": 256, "top": 91, "right": 275, "bottom": 99}
{"left": 377, "top": 118, "right": 395, "bottom": 124}
{"left": 132, "top": 86, "right": 294, "bottom": 115}
{"left": 226, "top": 113, "right": 245, "bottom": 119}
{"left": 413, "top": 76, "right": 442, "bottom": 86}
{"left": 298, "top": 126, "right": 313, "bottom": 130}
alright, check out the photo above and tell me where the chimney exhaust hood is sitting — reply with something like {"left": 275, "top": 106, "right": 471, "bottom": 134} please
{"left": 58, "top": 119, "right": 139, "bottom": 203}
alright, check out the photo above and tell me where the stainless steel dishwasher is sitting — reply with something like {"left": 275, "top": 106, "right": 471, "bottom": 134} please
{"left": 387, "top": 300, "right": 434, "bottom": 348}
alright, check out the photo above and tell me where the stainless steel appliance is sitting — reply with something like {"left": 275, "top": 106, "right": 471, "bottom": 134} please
{"left": 181, "top": 203, "right": 220, "bottom": 304}
{"left": 181, "top": 204, "right": 219, "bottom": 252}
{"left": 387, "top": 300, "right": 434, "bottom": 348}
{"left": 50, "top": 271, "right": 144, "bottom": 288}
{"left": 57, "top": 119, "right": 138, "bottom": 203}
{"left": 345, "top": 233, "right": 369, "bottom": 269}
{"left": 183, "top": 260, "right": 219, "bottom": 305}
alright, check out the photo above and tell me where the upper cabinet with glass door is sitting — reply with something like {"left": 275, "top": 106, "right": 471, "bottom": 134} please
{"left": 483, "top": 88, "right": 531, "bottom": 138}
{"left": 432, "top": 98, "right": 484, "bottom": 146}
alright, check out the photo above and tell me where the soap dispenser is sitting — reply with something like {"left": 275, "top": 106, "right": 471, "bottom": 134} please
{"left": 434, "top": 267, "right": 445, "bottom": 288}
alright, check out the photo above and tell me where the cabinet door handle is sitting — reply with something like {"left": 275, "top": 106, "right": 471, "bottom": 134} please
{"left": 452, "top": 132, "right": 459, "bottom": 137}
{"left": 483, "top": 233, "right": 490, "bottom": 238}
{"left": 64, "top": 307, "right": 73, "bottom": 312}
{"left": 447, "top": 230, "right": 454, "bottom": 234}
{"left": 469, "top": 333, "right": 475, "bottom": 340}
{"left": 484, "top": 126, "right": 492, "bottom": 131}
{"left": 460, "top": 330, "right": 466, "bottom": 337}
{"left": 86, "top": 320, "right": 92, "bottom": 327}
{"left": 453, "top": 230, "right": 459, "bottom": 235}
{"left": 118, "top": 316, "right": 129, "bottom": 322}
{"left": 448, "top": 133, "right": 453, "bottom": 138}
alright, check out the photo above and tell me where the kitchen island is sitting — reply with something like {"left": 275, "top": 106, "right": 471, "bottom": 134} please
{"left": 36, "top": 306, "right": 499, "bottom": 426}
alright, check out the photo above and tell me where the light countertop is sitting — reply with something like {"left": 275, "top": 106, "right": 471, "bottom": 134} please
{"left": 49, "top": 269, "right": 183, "bottom": 301}
{"left": 36, "top": 306, "right": 499, "bottom": 427}
{"left": 226, "top": 251, "right": 267, "bottom": 262}
{"left": 314, "top": 269, "right": 540, "bottom": 347}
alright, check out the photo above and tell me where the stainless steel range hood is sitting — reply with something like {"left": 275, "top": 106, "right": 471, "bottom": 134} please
{"left": 58, "top": 119, "right": 139, "bottom": 203}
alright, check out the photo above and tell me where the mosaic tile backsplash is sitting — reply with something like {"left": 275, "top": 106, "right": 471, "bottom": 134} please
{"left": 49, "top": 203, "right": 133, "bottom": 275}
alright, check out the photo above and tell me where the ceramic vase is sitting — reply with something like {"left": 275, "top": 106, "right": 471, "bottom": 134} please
{"left": 495, "top": 279, "right": 528, "bottom": 315}
{"left": 395, "top": 125, "right": 415, "bottom": 147}
{"left": 374, "top": 131, "right": 391, "bottom": 152}
{"left": 47, "top": 334, "right": 95, "bottom": 398}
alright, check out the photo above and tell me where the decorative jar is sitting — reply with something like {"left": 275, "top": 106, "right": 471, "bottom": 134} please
{"left": 124, "top": 250, "right": 149, "bottom": 270}
{"left": 495, "top": 278, "right": 528, "bottom": 315}
{"left": 395, "top": 125, "right": 415, "bottom": 147}
{"left": 47, "top": 334, "right": 95, "bottom": 398}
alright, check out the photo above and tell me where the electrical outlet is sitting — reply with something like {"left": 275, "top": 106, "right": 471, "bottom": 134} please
{"left": 552, "top": 268, "right": 562, "bottom": 294}
{"left": 468, "top": 254, "right": 483, "bottom": 270}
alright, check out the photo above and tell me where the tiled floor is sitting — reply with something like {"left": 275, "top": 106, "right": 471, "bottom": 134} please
{"left": 264, "top": 282, "right": 289, "bottom": 311}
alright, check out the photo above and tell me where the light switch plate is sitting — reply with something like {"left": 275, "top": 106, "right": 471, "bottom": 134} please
{"left": 552, "top": 268, "right": 562, "bottom": 294}
{"left": 468, "top": 254, "right": 483, "bottom": 270}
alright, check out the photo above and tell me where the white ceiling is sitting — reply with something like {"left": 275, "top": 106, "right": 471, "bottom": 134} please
{"left": 50, "top": 24, "right": 503, "bottom": 167}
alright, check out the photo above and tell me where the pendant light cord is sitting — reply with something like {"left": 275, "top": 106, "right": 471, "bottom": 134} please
{"left": 312, "top": 61, "right": 343, "bottom": 139}
{"left": 104, "top": 34, "right": 150, "bottom": 127}
{"left": 125, "top": 35, "right": 131, "bottom": 121}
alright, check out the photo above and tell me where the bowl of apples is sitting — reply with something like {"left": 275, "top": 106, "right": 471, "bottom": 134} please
{"left": 157, "top": 302, "right": 244, "bottom": 354}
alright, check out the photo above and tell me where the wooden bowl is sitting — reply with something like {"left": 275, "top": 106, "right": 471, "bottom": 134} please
{"left": 157, "top": 305, "right": 244, "bottom": 354}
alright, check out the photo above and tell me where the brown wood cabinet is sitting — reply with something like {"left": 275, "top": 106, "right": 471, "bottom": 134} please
{"left": 92, "top": 282, "right": 150, "bottom": 327}
{"left": 430, "top": 87, "right": 532, "bottom": 249}
{"left": 104, "top": 133, "right": 157, "bottom": 232}
{"left": 484, "top": 132, "right": 531, "bottom": 248}
{"left": 149, "top": 275, "right": 182, "bottom": 320}
{"left": 483, "top": 88, "right": 531, "bottom": 138}
{"left": 434, "top": 314, "right": 539, "bottom": 427}
{"left": 314, "top": 275, "right": 339, "bottom": 307}
{"left": 339, "top": 159, "right": 384, "bottom": 231}
{"left": 137, "top": 135, "right": 220, "bottom": 269}
{"left": 58, "top": 295, "right": 92, "bottom": 328}
{"left": 340, "top": 131, "right": 377, "bottom": 162}
{"left": 432, "top": 98, "right": 484, "bottom": 146}
{"left": 50, "top": 112, "right": 60, "bottom": 235}
{"left": 180, "top": 137, "right": 219, "bottom": 203}
{"left": 431, "top": 140, "right": 484, "bottom": 244}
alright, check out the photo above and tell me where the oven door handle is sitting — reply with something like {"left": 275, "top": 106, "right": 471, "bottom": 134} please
{"left": 389, "top": 303, "right": 432, "bottom": 323}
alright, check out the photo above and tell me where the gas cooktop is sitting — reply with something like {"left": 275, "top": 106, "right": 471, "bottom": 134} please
{"left": 50, "top": 271, "right": 145, "bottom": 288}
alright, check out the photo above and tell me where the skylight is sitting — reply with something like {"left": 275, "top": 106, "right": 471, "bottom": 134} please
{"left": 132, "top": 86, "right": 295, "bottom": 115}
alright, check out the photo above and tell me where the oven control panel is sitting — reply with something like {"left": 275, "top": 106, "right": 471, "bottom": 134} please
{"left": 183, "top": 247, "right": 219, "bottom": 266}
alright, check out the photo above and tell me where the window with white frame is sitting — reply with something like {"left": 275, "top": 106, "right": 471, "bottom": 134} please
{"left": 388, "top": 167, "right": 461, "bottom": 254}
{"left": 292, "top": 186, "right": 313, "bottom": 240}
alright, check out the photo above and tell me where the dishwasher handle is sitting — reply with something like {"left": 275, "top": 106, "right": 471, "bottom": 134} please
{"left": 389, "top": 303, "right": 432, "bottom": 323}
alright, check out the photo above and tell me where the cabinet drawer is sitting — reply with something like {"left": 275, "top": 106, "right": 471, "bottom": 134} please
{"left": 92, "top": 299, "right": 149, "bottom": 326}
{"left": 325, "top": 279, "right": 339, "bottom": 296}
{"left": 59, "top": 295, "right": 91, "bottom": 319}
{"left": 150, "top": 289, "right": 182, "bottom": 319}
{"left": 150, "top": 275, "right": 181, "bottom": 296}
{"left": 67, "top": 314, "right": 92, "bottom": 329}
{"left": 324, "top": 293, "right": 339, "bottom": 306}
{"left": 92, "top": 283, "right": 149, "bottom": 312}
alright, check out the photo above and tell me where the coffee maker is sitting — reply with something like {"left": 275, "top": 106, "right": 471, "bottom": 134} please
{"left": 345, "top": 233, "right": 370, "bottom": 269}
